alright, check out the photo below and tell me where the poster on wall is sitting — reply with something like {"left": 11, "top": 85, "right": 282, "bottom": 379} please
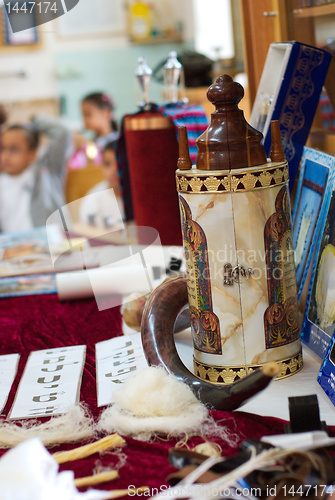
{"left": 57, "top": 0, "right": 126, "bottom": 37}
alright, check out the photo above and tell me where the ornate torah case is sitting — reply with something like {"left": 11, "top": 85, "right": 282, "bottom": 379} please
{"left": 176, "top": 75, "right": 302, "bottom": 383}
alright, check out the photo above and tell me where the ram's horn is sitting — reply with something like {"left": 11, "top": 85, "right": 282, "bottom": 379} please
{"left": 141, "top": 275, "right": 279, "bottom": 411}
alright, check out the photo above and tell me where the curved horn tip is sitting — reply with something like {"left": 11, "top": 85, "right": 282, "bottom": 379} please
{"left": 261, "top": 362, "right": 280, "bottom": 378}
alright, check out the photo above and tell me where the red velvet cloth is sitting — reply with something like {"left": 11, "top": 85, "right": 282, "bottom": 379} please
{"left": 124, "top": 112, "right": 182, "bottom": 247}
{"left": 0, "top": 294, "right": 315, "bottom": 494}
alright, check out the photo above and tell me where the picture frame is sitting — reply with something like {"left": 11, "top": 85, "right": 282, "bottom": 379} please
{"left": 292, "top": 147, "right": 334, "bottom": 301}
{"left": 301, "top": 166, "right": 335, "bottom": 358}
{"left": 1, "top": 3, "right": 38, "bottom": 46}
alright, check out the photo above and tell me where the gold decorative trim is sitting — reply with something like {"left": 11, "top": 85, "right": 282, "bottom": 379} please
{"left": 193, "top": 348, "right": 303, "bottom": 384}
{"left": 124, "top": 116, "right": 174, "bottom": 131}
{"left": 204, "top": 176, "right": 221, "bottom": 191}
{"left": 176, "top": 163, "right": 289, "bottom": 193}
{"left": 189, "top": 176, "right": 203, "bottom": 192}
{"left": 259, "top": 170, "right": 272, "bottom": 187}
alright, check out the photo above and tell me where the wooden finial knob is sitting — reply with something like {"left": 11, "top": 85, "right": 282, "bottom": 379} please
{"left": 196, "top": 74, "right": 267, "bottom": 171}
{"left": 177, "top": 126, "right": 192, "bottom": 170}
{"left": 207, "top": 74, "right": 244, "bottom": 108}
{"left": 270, "top": 120, "right": 285, "bottom": 162}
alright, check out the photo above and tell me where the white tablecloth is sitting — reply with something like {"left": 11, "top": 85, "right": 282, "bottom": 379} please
{"left": 116, "top": 243, "right": 335, "bottom": 426}
{"left": 176, "top": 331, "right": 335, "bottom": 425}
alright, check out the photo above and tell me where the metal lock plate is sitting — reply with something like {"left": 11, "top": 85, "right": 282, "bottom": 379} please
{"left": 223, "top": 263, "right": 254, "bottom": 285}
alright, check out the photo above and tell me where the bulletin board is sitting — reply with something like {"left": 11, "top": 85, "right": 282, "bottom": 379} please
{"left": 57, "top": 0, "right": 126, "bottom": 38}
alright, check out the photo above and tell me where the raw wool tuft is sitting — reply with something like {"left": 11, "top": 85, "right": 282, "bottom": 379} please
{"left": 0, "top": 405, "right": 95, "bottom": 449}
{"left": 97, "top": 366, "right": 209, "bottom": 440}
{"left": 200, "top": 416, "right": 241, "bottom": 447}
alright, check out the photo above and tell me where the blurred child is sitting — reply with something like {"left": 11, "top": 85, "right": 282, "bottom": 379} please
{"left": 0, "top": 104, "right": 7, "bottom": 133}
{"left": 69, "top": 92, "right": 119, "bottom": 169}
{"left": 0, "top": 116, "right": 71, "bottom": 233}
{"left": 81, "top": 92, "right": 119, "bottom": 148}
{"left": 79, "top": 141, "right": 124, "bottom": 229}
{"left": 0, "top": 105, "right": 8, "bottom": 156}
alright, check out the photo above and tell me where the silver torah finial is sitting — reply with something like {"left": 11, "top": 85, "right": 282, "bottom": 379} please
{"left": 135, "top": 57, "right": 152, "bottom": 110}
{"left": 163, "top": 51, "right": 185, "bottom": 104}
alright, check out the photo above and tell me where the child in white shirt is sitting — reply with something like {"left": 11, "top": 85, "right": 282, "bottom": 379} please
{"left": 79, "top": 141, "right": 125, "bottom": 229}
{"left": 0, "top": 116, "right": 70, "bottom": 233}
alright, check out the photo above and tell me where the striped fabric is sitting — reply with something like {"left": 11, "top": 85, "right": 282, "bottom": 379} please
{"left": 160, "top": 102, "right": 209, "bottom": 163}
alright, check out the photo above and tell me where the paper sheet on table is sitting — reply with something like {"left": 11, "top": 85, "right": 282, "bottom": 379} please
{"left": 0, "top": 354, "right": 20, "bottom": 412}
{"left": 9, "top": 346, "right": 86, "bottom": 420}
{"left": 96, "top": 333, "right": 148, "bottom": 407}
{"left": 56, "top": 264, "right": 154, "bottom": 302}
{"left": 262, "top": 430, "right": 335, "bottom": 451}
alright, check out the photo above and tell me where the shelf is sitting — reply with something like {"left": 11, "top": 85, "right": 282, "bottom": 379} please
{"left": 0, "top": 42, "right": 41, "bottom": 53}
{"left": 293, "top": 3, "right": 335, "bottom": 17}
{"left": 306, "top": 127, "right": 335, "bottom": 155}
{"left": 129, "top": 34, "right": 184, "bottom": 45}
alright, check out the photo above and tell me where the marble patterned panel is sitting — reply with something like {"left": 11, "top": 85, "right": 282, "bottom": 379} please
{"left": 180, "top": 181, "right": 301, "bottom": 370}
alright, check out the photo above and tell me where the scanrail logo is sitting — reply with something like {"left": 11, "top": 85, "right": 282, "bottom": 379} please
{"left": 4, "top": 0, "right": 80, "bottom": 33}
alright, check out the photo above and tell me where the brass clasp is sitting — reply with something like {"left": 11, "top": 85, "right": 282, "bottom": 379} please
{"left": 223, "top": 263, "right": 254, "bottom": 285}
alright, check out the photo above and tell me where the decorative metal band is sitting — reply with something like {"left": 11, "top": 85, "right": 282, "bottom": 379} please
{"left": 124, "top": 116, "right": 174, "bottom": 131}
{"left": 193, "top": 348, "right": 303, "bottom": 384}
{"left": 176, "top": 164, "right": 289, "bottom": 194}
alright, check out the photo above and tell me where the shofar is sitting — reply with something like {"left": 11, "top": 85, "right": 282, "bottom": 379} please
{"left": 141, "top": 275, "right": 279, "bottom": 412}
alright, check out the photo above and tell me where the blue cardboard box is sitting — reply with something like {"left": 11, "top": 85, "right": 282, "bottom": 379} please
{"left": 292, "top": 147, "right": 334, "bottom": 302}
{"left": 250, "top": 42, "right": 331, "bottom": 191}
{"left": 301, "top": 165, "right": 335, "bottom": 359}
{"left": 318, "top": 333, "right": 335, "bottom": 406}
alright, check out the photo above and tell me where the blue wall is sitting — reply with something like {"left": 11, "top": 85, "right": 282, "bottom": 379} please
{"left": 55, "top": 41, "right": 191, "bottom": 127}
